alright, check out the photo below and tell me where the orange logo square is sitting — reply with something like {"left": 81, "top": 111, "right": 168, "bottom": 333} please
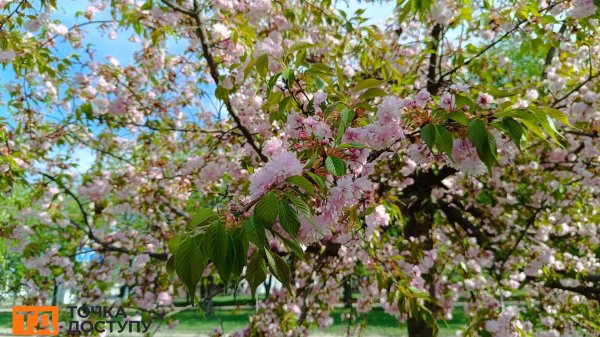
{"left": 12, "top": 306, "right": 59, "bottom": 336}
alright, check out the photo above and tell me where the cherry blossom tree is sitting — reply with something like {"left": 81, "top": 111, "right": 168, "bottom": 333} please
{"left": 1, "top": 0, "right": 599, "bottom": 336}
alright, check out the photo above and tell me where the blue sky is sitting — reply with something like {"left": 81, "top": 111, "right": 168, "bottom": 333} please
{"left": 1, "top": 0, "right": 395, "bottom": 173}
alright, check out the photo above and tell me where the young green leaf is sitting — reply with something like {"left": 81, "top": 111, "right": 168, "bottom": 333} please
{"left": 541, "top": 106, "right": 572, "bottom": 126}
{"left": 168, "top": 235, "right": 183, "bottom": 252}
{"left": 246, "top": 217, "right": 267, "bottom": 248}
{"left": 336, "top": 108, "right": 355, "bottom": 143}
{"left": 247, "top": 250, "right": 267, "bottom": 298}
{"left": 520, "top": 118, "right": 547, "bottom": 140}
{"left": 445, "top": 110, "right": 469, "bottom": 126}
{"left": 254, "top": 191, "right": 279, "bottom": 227}
{"left": 325, "top": 156, "right": 346, "bottom": 176}
{"left": 286, "top": 175, "right": 315, "bottom": 194}
{"left": 434, "top": 125, "right": 454, "bottom": 159}
{"left": 231, "top": 227, "right": 249, "bottom": 281}
{"left": 287, "top": 194, "right": 312, "bottom": 221}
{"left": 306, "top": 172, "right": 327, "bottom": 191}
{"left": 174, "top": 235, "right": 206, "bottom": 302}
{"left": 256, "top": 53, "right": 269, "bottom": 78}
{"left": 202, "top": 221, "right": 229, "bottom": 281}
{"left": 282, "top": 68, "right": 295, "bottom": 88}
{"left": 420, "top": 124, "right": 436, "bottom": 150}
{"left": 278, "top": 199, "right": 301, "bottom": 237}
{"left": 475, "top": 134, "right": 497, "bottom": 174}
{"left": 467, "top": 119, "right": 488, "bottom": 148}
{"left": 501, "top": 117, "right": 523, "bottom": 150}
{"left": 273, "top": 231, "right": 305, "bottom": 260}
{"left": 358, "top": 87, "right": 386, "bottom": 100}
{"left": 189, "top": 208, "right": 217, "bottom": 228}
{"left": 166, "top": 256, "right": 175, "bottom": 277}
{"left": 352, "top": 78, "right": 383, "bottom": 92}
{"left": 266, "top": 250, "right": 291, "bottom": 290}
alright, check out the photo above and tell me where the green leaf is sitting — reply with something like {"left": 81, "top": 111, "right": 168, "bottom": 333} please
{"left": 353, "top": 78, "right": 383, "bottom": 92}
{"left": 325, "top": 156, "right": 346, "bottom": 176}
{"left": 282, "top": 68, "right": 295, "bottom": 88}
{"left": 168, "top": 235, "right": 183, "bottom": 252}
{"left": 337, "top": 142, "right": 369, "bottom": 149}
{"left": 202, "top": 221, "right": 229, "bottom": 281}
{"left": 466, "top": 119, "right": 496, "bottom": 173}
{"left": 80, "top": 102, "right": 93, "bottom": 117}
{"left": 174, "top": 235, "right": 206, "bottom": 302}
{"left": 256, "top": 53, "right": 269, "bottom": 78}
{"left": 476, "top": 134, "right": 497, "bottom": 174}
{"left": 276, "top": 96, "right": 294, "bottom": 122}
{"left": 520, "top": 118, "right": 546, "bottom": 140}
{"left": 486, "top": 87, "right": 516, "bottom": 98}
{"left": 246, "top": 250, "right": 267, "bottom": 298}
{"left": 340, "top": 108, "right": 355, "bottom": 128}
{"left": 246, "top": 217, "right": 267, "bottom": 248}
{"left": 166, "top": 256, "right": 175, "bottom": 277}
{"left": 502, "top": 117, "right": 523, "bottom": 150}
{"left": 306, "top": 172, "right": 326, "bottom": 191}
{"left": 529, "top": 106, "right": 561, "bottom": 143}
{"left": 287, "top": 41, "right": 313, "bottom": 54}
{"left": 222, "top": 235, "right": 235, "bottom": 283}
{"left": 287, "top": 195, "right": 312, "bottom": 222}
{"left": 335, "top": 60, "right": 345, "bottom": 91}
{"left": 467, "top": 119, "right": 488, "bottom": 148}
{"left": 278, "top": 199, "right": 301, "bottom": 237}
{"left": 189, "top": 208, "right": 217, "bottom": 228}
{"left": 337, "top": 108, "right": 355, "bottom": 143}
{"left": 358, "top": 87, "right": 386, "bottom": 100}
{"left": 273, "top": 231, "right": 305, "bottom": 259}
{"left": 231, "top": 228, "right": 249, "bottom": 281}
{"left": 254, "top": 191, "right": 279, "bottom": 227}
{"left": 266, "top": 73, "right": 281, "bottom": 96}
{"left": 286, "top": 175, "right": 315, "bottom": 194}
{"left": 541, "top": 106, "right": 572, "bottom": 126}
{"left": 244, "top": 56, "right": 258, "bottom": 80}
{"left": 434, "top": 125, "right": 453, "bottom": 159}
{"left": 445, "top": 110, "right": 469, "bottom": 126}
{"left": 266, "top": 250, "right": 291, "bottom": 290}
{"left": 420, "top": 124, "right": 436, "bottom": 150}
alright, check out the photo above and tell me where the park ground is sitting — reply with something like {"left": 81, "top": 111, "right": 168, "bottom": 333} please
{"left": 0, "top": 295, "right": 466, "bottom": 336}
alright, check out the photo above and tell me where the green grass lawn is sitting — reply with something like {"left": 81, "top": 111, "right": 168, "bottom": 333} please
{"left": 152, "top": 306, "right": 465, "bottom": 336}
{"left": 0, "top": 304, "right": 466, "bottom": 336}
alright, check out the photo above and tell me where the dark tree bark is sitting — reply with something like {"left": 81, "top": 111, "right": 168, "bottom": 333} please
{"left": 51, "top": 282, "right": 58, "bottom": 306}
{"left": 343, "top": 278, "right": 353, "bottom": 309}
{"left": 200, "top": 276, "right": 215, "bottom": 315}
{"left": 426, "top": 24, "right": 443, "bottom": 95}
{"left": 404, "top": 208, "right": 437, "bottom": 337}
{"left": 264, "top": 275, "right": 273, "bottom": 299}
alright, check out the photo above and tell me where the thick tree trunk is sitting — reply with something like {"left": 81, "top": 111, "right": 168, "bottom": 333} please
{"left": 404, "top": 206, "right": 437, "bottom": 337}
{"left": 200, "top": 276, "right": 215, "bottom": 315}
{"left": 343, "top": 278, "right": 353, "bottom": 308}
{"left": 51, "top": 282, "right": 58, "bottom": 306}
{"left": 407, "top": 317, "right": 435, "bottom": 337}
{"left": 264, "top": 275, "right": 273, "bottom": 299}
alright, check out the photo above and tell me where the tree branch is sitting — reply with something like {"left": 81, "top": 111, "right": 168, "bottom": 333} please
{"left": 160, "top": 0, "right": 195, "bottom": 16}
{"left": 438, "top": 200, "right": 497, "bottom": 254}
{"left": 440, "top": 19, "right": 527, "bottom": 80}
{"left": 42, "top": 173, "right": 168, "bottom": 261}
{"left": 541, "top": 23, "right": 567, "bottom": 80}
{"left": 552, "top": 72, "right": 600, "bottom": 107}
{"left": 175, "top": 0, "right": 268, "bottom": 162}
{"left": 426, "top": 24, "right": 443, "bottom": 94}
